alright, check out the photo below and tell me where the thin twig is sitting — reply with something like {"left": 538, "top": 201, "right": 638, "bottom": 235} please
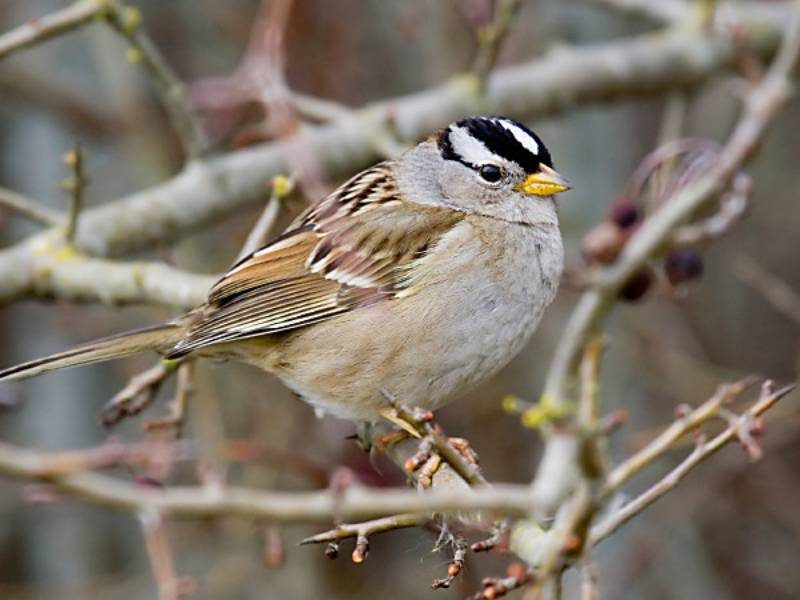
{"left": 734, "top": 255, "right": 800, "bottom": 326}
{"left": 103, "top": 1, "right": 209, "bottom": 158}
{"left": 61, "top": 144, "right": 88, "bottom": 242}
{"left": 672, "top": 172, "right": 751, "bottom": 245}
{"left": 99, "top": 360, "right": 180, "bottom": 428}
{"left": 0, "top": 187, "right": 63, "bottom": 226}
{"left": 0, "top": 0, "right": 104, "bottom": 60}
{"left": 584, "top": 0, "right": 686, "bottom": 24}
{"left": 236, "top": 175, "right": 293, "bottom": 261}
{"left": 471, "top": 0, "right": 524, "bottom": 86}
{"left": 144, "top": 360, "right": 195, "bottom": 439}
{"left": 601, "top": 378, "right": 755, "bottom": 497}
{"left": 300, "top": 513, "right": 425, "bottom": 546}
{"left": 542, "top": 3, "right": 800, "bottom": 411}
{"left": 590, "top": 381, "right": 795, "bottom": 544}
{"left": 139, "top": 508, "right": 194, "bottom": 600}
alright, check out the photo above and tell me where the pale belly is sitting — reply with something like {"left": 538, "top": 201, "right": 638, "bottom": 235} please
{"left": 243, "top": 220, "right": 563, "bottom": 421}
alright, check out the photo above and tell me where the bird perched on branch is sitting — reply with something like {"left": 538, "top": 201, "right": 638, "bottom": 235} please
{"left": 0, "top": 116, "right": 570, "bottom": 421}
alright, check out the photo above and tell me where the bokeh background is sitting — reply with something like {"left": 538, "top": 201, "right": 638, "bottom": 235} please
{"left": 1, "top": 1, "right": 799, "bottom": 598}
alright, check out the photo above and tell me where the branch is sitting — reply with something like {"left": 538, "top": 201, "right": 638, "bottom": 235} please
{"left": 584, "top": 0, "right": 687, "bottom": 23}
{"left": 471, "top": 0, "right": 524, "bottom": 85}
{"left": 734, "top": 255, "right": 800, "bottom": 326}
{"left": 0, "top": 440, "right": 539, "bottom": 520}
{"left": 102, "top": 1, "right": 209, "bottom": 158}
{"left": 0, "top": 3, "right": 787, "bottom": 277}
{"left": 0, "top": 0, "right": 208, "bottom": 159}
{"left": 0, "top": 241, "right": 214, "bottom": 307}
{"left": 542, "top": 2, "right": 800, "bottom": 412}
{"left": 0, "top": 0, "right": 103, "bottom": 59}
{"left": 589, "top": 381, "right": 795, "bottom": 544}
{"left": 61, "top": 144, "right": 88, "bottom": 242}
{"left": 0, "top": 186, "right": 63, "bottom": 227}
{"left": 601, "top": 378, "right": 755, "bottom": 497}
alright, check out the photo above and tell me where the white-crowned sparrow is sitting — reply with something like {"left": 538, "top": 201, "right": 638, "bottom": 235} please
{"left": 0, "top": 116, "right": 570, "bottom": 421}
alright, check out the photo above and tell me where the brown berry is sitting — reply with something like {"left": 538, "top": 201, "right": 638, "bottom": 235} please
{"left": 619, "top": 268, "right": 654, "bottom": 302}
{"left": 582, "top": 221, "right": 626, "bottom": 265}
{"left": 665, "top": 249, "right": 704, "bottom": 285}
{"left": 609, "top": 196, "right": 641, "bottom": 230}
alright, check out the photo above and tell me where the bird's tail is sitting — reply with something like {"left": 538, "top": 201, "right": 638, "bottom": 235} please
{"left": 0, "top": 323, "right": 186, "bottom": 382}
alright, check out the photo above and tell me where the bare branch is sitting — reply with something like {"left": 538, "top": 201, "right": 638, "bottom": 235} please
{"left": 584, "top": 0, "right": 686, "bottom": 23}
{"left": 471, "top": 0, "right": 524, "bottom": 86}
{"left": 139, "top": 508, "right": 194, "bottom": 600}
{"left": 300, "top": 513, "right": 424, "bottom": 547}
{"left": 734, "top": 255, "right": 800, "bottom": 326}
{"left": 102, "top": 1, "right": 209, "bottom": 158}
{"left": 543, "top": 3, "right": 800, "bottom": 413}
{"left": 601, "top": 378, "right": 755, "bottom": 497}
{"left": 61, "top": 144, "right": 88, "bottom": 242}
{"left": 0, "top": 2, "right": 788, "bottom": 279}
{"left": 0, "top": 187, "right": 63, "bottom": 227}
{"left": 0, "top": 447, "right": 537, "bottom": 520}
{"left": 590, "top": 382, "right": 795, "bottom": 544}
{"left": 0, "top": 0, "right": 103, "bottom": 59}
{"left": 236, "top": 175, "right": 293, "bottom": 261}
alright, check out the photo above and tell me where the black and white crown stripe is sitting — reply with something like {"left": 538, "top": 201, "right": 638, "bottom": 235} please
{"left": 438, "top": 117, "right": 552, "bottom": 173}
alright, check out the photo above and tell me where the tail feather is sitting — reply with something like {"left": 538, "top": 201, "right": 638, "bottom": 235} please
{"left": 0, "top": 323, "right": 185, "bottom": 382}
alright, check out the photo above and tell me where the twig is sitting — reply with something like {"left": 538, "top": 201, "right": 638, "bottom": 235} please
{"left": 601, "top": 378, "right": 755, "bottom": 497}
{"left": 589, "top": 381, "right": 795, "bottom": 544}
{"left": 431, "top": 536, "right": 468, "bottom": 589}
{"left": 103, "top": 1, "right": 209, "bottom": 158}
{"left": 672, "top": 172, "right": 751, "bottom": 245}
{"left": 0, "top": 186, "right": 63, "bottom": 227}
{"left": 734, "top": 255, "right": 800, "bottom": 326}
{"left": 300, "top": 513, "right": 425, "bottom": 547}
{"left": 144, "top": 360, "right": 195, "bottom": 438}
{"left": 470, "top": 563, "right": 534, "bottom": 599}
{"left": 388, "top": 403, "right": 488, "bottom": 487}
{"left": 99, "top": 360, "right": 180, "bottom": 428}
{"left": 471, "top": 0, "right": 524, "bottom": 86}
{"left": 580, "top": 557, "right": 599, "bottom": 600}
{"left": 0, "top": 439, "right": 192, "bottom": 477}
{"left": 236, "top": 175, "right": 293, "bottom": 261}
{"left": 542, "top": 2, "right": 800, "bottom": 412}
{"left": 139, "top": 508, "right": 194, "bottom": 600}
{"left": 0, "top": 3, "right": 788, "bottom": 277}
{"left": 0, "top": 440, "right": 542, "bottom": 519}
{"left": 0, "top": 0, "right": 104, "bottom": 60}
{"left": 584, "top": 0, "right": 686, "bottom": 24}
{"left": 61, "top": 144, "right": 88, "bottom": 242}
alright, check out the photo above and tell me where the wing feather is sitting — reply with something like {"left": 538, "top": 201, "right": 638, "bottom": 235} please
{"left": 169, "top": 163, "right": 464, "bottom": 356}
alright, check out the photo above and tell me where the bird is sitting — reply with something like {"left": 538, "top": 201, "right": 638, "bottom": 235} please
{"left": 0, "top": 116, "right": 570, "bottom": 422}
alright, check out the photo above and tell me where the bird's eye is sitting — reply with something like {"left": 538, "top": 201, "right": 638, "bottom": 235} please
{"left": 478, "top": 164, "right": 503, "bottom": 183}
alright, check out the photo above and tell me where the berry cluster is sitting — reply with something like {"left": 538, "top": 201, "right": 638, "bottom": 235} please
{"left": 582, "top": 196, "right": 704, "bottom": 302}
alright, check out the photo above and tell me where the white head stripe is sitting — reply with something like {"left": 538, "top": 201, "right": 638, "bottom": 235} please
{"left": 496, "top": 120, "right": 539, "bottom": 156}
{"left": 448, "top": 125, "right": 498, "bottom": 165}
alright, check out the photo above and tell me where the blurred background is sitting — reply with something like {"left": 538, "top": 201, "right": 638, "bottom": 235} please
{"left": 0, "top": 1, "right": 799, "bottom": 598}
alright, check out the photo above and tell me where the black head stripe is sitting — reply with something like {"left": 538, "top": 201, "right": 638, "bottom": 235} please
{"left": 437, "top": 127, "right": 471, "bottom": 168}
{"left": 463, "top": 117, "right": 552, "bottom": 171}
{"left": 439, "top": 117, "right": 553, "bottom": 173}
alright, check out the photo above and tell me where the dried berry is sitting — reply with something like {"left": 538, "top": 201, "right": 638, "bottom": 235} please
{"left": 582, "top": 221, "right": 626, "bottom": 265}
{"left": 619, "top": 268, "right": 654, "bottom": 302}
{"left": 609, "top": 196, "right": 641, "bottom": 230}
{"left": 665, "top": 249, "right": 704, "bottom": 285}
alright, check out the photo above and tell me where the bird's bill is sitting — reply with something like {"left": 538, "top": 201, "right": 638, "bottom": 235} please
{"left": 516, "top": 164, "right": 571, "bottom": 197}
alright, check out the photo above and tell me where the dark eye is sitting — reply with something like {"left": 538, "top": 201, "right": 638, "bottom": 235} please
{"left": 478, "top": 164, "right": 503, "bottom": 183}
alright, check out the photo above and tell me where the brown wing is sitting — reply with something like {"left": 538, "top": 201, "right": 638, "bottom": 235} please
{"left": 169, "top": 163, "right": 463, "bottom": 356}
